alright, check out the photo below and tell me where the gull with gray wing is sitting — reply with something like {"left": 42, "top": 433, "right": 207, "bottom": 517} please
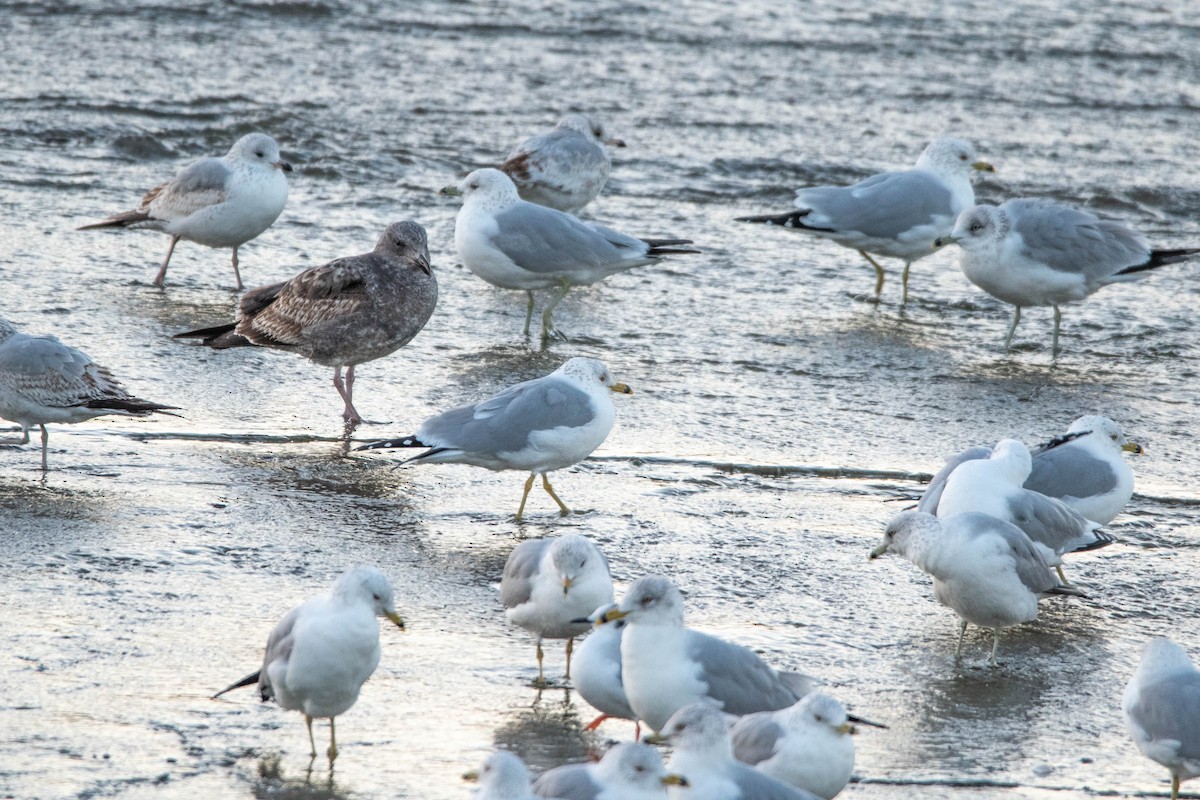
{"left": 532, "top": 743, "right": 687, "bottom": 800}
{"left": 500, "top": 113, "right": 626, "bottom": 214}
{"left": 1123, "top": 637, "right": 1200, "bottom": 800}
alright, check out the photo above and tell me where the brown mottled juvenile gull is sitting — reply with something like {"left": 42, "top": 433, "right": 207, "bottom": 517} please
{"left": 173, "top": 221, "right": 436, "bottom": 425}
{"left": 500, "top": 113, "right": 626, "bottom": 215}
{"left": 737, "top": 137, "right": 993, "bottom": 302}
{"left": 1123, "top": 637, "right": 1200, "bottom": 800}
{"left": 355, "top": 357, "right": 631, "bottom": 519}
{"left": 79, "top": 132, "right": 292, "bottom": 289}
{"left": 211, "top": 565, "right": 404, "bottom": 762}
{"left": 0, "top": 317, "right": 177, "bottom": 470}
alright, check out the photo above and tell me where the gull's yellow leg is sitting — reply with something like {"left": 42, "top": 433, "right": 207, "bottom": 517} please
{"left": 536, "top": 640, "right": 546, "bottom": 686}
{"left": 1004, "top": 307, "right": 1022, "bottom": 351}
{"left": 541, "top": 474, "right": 571, "bottom": 516}
{"left": 305, "top": 714, "right": 317, "bottom": 758}
{"left": 1055, "top": 565, "right": 1070, "bottom": 585}
{"left": 1172, "top": 773, "right": 1180, "bottom": 800}
{"left": 540, "top": 279, "right": 572, "bottom": 340}
{"left": 523, "top": 291, "right": 536, "bottom": 337}
{"left": 858, "top": 250, "right": 886, "bottom": 296}
{"left": 989, "top": 629, "right": 1001, "bottom": 666}
{"left": 1052, "top": 305, "right": 1062, "bottom": 356}
{"left": 565, "top": 637, "right": 575, "bottom": 679}
{"left": 955, "top": 620, "right": 968, "bottom": 659}
{"left": 327, "top": 717, "right": 338, "bottom": 762}
{"left": 516, "top": 473, "right": 536, "bottom": 521}
{"left": 901, "top": 261, "right": 913, "bottom": 304}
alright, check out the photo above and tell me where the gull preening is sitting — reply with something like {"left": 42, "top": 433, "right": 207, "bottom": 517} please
{"left": 500, "top": 534, "right": 613, "bottom": 685}
{"left": 211, "top": 565, "right": 404, "bottom": 762}
{"left": 79, "top": 132, "right": 292, "bottom": 290}
{"left": 531, "top": 743, "right": 688, "bottom": 800}
{"left": 356, "top": 357, "right": 631, "bottom": 520}
{"left": 443, "top": 168, "right": 697, "bottom": 339}
{"left": 499, "top": 113, "right": 626, "bottom": 214}
{"left": 0, "top": 317, "right": 177, "bottom": 470}
{"left": 1123, "top": 637, "right": 1200, "bottom": 800}
{"left": 737, "top": 137, "right": 994, "bottom": 302}
{"left": 935, "top": 198, "right": 1200, "bottom": 354}
{"left": 174, "top": 221, "right": 437, "bottom": 425}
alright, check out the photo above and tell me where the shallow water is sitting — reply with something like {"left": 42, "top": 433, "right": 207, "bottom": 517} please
{"left": 2, "top": 1, "right": 1199, "bottom": 799}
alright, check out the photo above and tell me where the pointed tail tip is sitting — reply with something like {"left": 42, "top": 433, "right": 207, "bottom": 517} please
{"left": 212, "top": 670, "right": 260, "bottom": 699}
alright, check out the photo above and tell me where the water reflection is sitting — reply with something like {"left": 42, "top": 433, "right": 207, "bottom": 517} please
{"left": 251, "top": 754, "right": 354, "bottom": 800}
{"left": 492, "top": 688, "right": 593, "bottom": 774}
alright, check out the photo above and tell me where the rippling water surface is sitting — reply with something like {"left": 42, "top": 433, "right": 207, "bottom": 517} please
{"left": 2, "top": 2, "right": 1199, "bottom": 799}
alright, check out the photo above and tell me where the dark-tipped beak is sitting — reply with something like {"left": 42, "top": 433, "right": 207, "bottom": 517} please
{"left": 440, "top": 185, "right": 463, "bottom": 197}
{"left": 610, "top": 382, "right": 633, "bottom": 395}
{"left": 274, "top": 160, "right": 293, "bottom": 173}
{"left": 933, "top": 235, "right": 959, "bottom": 249}
{"left": 605, "top": 136, "right": 627, "bottom": 148}
{"left": 972, "top": 160, "right": 995, "bottom": 172}
{"left": 1123, "top": 441, "right": 1145, "bottom": 454}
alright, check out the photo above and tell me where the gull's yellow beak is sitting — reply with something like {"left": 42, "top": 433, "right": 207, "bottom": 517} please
{"left": 563, "top": 576, "right": 574, "bottom": 596}
{"left": 662, "top": 774, "right": 689, "bottom": 787}
{"left": 869, "top": 543, "right": 889, "bottom": 560}
{"left": 599, "top": 607, "right": 629, "bottom": 623}
{"left": 385, "top": 610, "right": 406, "bottom": 630}
{"left": 1122, "top": 441, "right": 1145, "bottom": 454}
{"left": 972, "top": 160, "right": 995, "bottom": 172}
{"left": 643, "top": 732, "right": 667, "bottom": 745}
{"left": 439, "top": 185, "right": 462, "bottom": 197}
{"left": 610, "top": 382, "right": 633, "bottom": 395}
{"left": 836, "top": 722, "right": 858, "bottom": 735}
{"left": 461, "top": 769, "right": 479, "bottom": 783}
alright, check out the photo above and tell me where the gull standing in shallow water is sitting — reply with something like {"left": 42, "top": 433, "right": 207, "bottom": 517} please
{"left": 212, "top": 566, "right": 404, "bottom": 762}
{"left": 0, "top": 317, "right": 177, "bottom": 470}
{"left": 870, "top": 510, "right": 1085, "bottom": 664}
{"left": 605, "top": 575, "right": 814, "bottom": 734}
{"left": 1123, "top": 637, "right": 1200, "bottom": 800}
{"left": 648, "top": 704, "right": 822, "bottom": 800}
{"left": 355, "top": 357, "right": 631, "bottom": 520}
{"left": 443, "top": 168, "right": 697, "bottom": 339}
{"left": 736, "top": 137, "right": 994, "bottom": 303}
{"left": 934, "top": 198, "right": 1200, "bottom": 354}
{"left": 532, "top": 742, "right": 688, "bottom": 799}
{"left": 79, "top": 132, "right": 292, "bottom": 290}
{"left": 500, "top": 534, "right": 613, "bottom": 686}
{"left": 499, "top": 113, "right": 626, "bottom": 214}
{"left": 173, "top": 221, "right": 436, "bottom": 426}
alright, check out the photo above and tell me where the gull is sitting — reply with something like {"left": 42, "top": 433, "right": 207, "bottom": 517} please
{"left": 605, "top": 575, "right": 814, "bottom": 734}
{"left": 531, "top": 742, "right": 688, "bottom": 799}
{"left": 355, "top": 357, "right": 631, "bottom": 520}
{"left": 571, "top": 602, "right": 639, "bottom": 734}
{"left": 0, "top": 316, "right": 177, "bottom": 470}
{"left": 211, "top": 565, "right": 404, "bottom": 761}
{"left": 925, "top": 438, "right": 1114, "bottom": 583}
{"left": 79, "top": 132, "right": 292, "bottom": 290}
{"left": 736, "top": 137, "right": 994, "bottom": 302}
{"left": 173, "top": 221, "right": 436, "bottom": 425}
{"left": 869, "top": 510, "right": 1085, "bottom": 664}
{"left": 934, "top": 198, "right": 1200, "bottom": 354}
{"left": 500, "top": 113, "right": 626, "bottom": 214}
{"left": 501, "top": 534, "right": 614, "bottom": 686}
{"left": 1123, "top": 637, "right": 1200, "bottom": 800}
{"left": 467, "top": 751, "right": 557, "bottom": 800}
{"left": 917, "top": 415, "right": 1144, "bottom": 526}
{"left": 648, "top": 703, "right": 822, "bottom": 800}
{"left": 730, "top": 693, "right": 858, "bottom": 799}
{"left": 442, "top": 168, "right": 697, "bottom": 339}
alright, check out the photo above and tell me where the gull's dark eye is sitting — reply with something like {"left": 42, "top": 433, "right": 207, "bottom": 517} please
{"left": 641, "top": 595, "right": 653, "bottom": 606}
{"left": 635, "top": 764, "right": 645, "bottom": 772}
{"left": 970, "top": 223, "right": 983, "bottom": 232}
{"left": 469, "top": 181, "right": 479, "bottom": 189}
{"left": 256, "top": 150, "right": 265, "bottom": 157}
{"left": 373, "top": 593, "right": 381, "bottom": 601}
{"left": 959, "top": 153, "right": 968, "bottom": 160}
{"left": 675, "top": 723, "right": 687, "bottom": 733}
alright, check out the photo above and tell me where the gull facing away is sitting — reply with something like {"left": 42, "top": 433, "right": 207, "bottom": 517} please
{"left": 730, "top": 693, "right": 858, "bottom": 799}
{"left": 571, "top": 602, "right": 639, "bottom": 734}
{"left": 736, "top": 137, "right": 994, "bottom": 302}
{"left": 934, "top": 198, "right": 1200, "bottom": 354}
{"left": 500, "top": 113, "right": 626, "bottom": 214}
{"left": 79, "top": 132, "right": 292, "bottom": 290}
{"left": 604, "top": 575, "right": 814, "bottom": 734}
{"left": 917, "top": 415, "right": 1143, "bottom": 526}
{"left": 211, "top": 566, "right": 404, "bottom": 762}
{"left": 466, "top": 751, "right": 557, "bottom": 800}
{"left": 442, "top": 168, "right": 697, "bottom": 339}
{"left": 532, "top": 743, "right": 688, "bottom": 800}
{"left": 1123, "top": 637, "right": 1200, "bottom": 800}
{"left": 0, "top": 317, "right": 177, "bottom": 470}
{"left": 173, "top": 221, "right": 436, "bottom": 425}
{"left": 923, "top": 438, "right": 1114, "bottom": 584}
{"left": 355, "top": 357, "right": 631, "bottom": 520}
{"left": 870, "top": 511, "right": 1086, "bottom": 665}
{"left": 648, "top": 704, "right": 822, "bottom": 800}
{"left": 500, "top": 534, "right": 613, "bottom": 686}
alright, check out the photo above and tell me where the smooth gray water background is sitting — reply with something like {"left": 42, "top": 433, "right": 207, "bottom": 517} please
{"left": 2, "top": 2, "right": 1199, "bottom": 799}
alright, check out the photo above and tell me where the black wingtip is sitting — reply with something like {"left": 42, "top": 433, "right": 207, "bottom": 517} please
{"left": 1033, "top": 429, "right": 1091, "bottom": 455}
{"left": 1118, "top": 247, "right": 1200, "bottom": 276}
{"left": 1049, "top": 584, "right": 1090, "bottom": 599}
{"left": 211, "top": 670, "right": 260, "bottom": 699}
{"left": 354, "top": 435, "right": 425, "bottom": 452}
{"left": 734, "top": 209, "right": 834, "bottom": 233}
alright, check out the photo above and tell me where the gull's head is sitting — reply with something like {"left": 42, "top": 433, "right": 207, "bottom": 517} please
{"left": 377, "top": 220, "right": 432, "bottom": 275}
{"left": 335, "top": 565, "right": 405, "bottom": 629}
{"left": 990, "top": 438, "right": 1033, "bottom": 482}
{"left": 935, "top": 204, "right": 1004, "bottom": 251}
{"left": 558, "top": 113, "right": 626, "bottom": 148}
{"left": 442, "top": 168, "right": 520, "bottom": 212}
{"left": 578, "top": 601, "right": 625, "bottom": 630}
{"left": 650, "top": 703, "right": 731, "bottom": 754}
{"left": 556, "top": 357, "right": 633, "bottom": 396}
{"left": 598, "top": 742, "right": 687, "bottom": 791}
{"left": 549, "top": 534, "right": 607, "bottom": 595}
{"left": 917, "top": 137, "right": 993, "bottom": 178}
{"left": 466, "top": 750, "right": 531, "bottom": 796}
{"left": 1134, "top": 637, "right": 1198, "bottom": 687}
{"left": 788, "top": 693, "right": 856, "bottom": 737}
{"left": 871, "top": 510, "right": 940, "bottom": 560}
{"left": 609, "top": 574, "right": 685, "bottom": 625}
{"left": 1068, "top": 415, "right": 1144, "bottom": 455}
{"left": 230, "top": 132, "right": 292, "bottom": 173}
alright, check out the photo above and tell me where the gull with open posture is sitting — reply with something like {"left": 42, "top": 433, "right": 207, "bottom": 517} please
{"left": 174, "top": 221, "right": 436, "bottom": 425}
{"left": 443, "top": 168, "right": 696, "bottom": 339}
{"left": 212, "top": 566, "right": 404, "bottom": 762}
{"left": 500, "top": 113, "right": 626, "bottom": 214}
{"left": 870, "top": 511, "right": 1085, "bottom": 664}
{"left": 935, "top": 198, "right": 1199, "bottom": 354}
{"left": 79, "top": 132, "right": 292, "bottom": 289}
{"left": 0, "top": 317, "right": 177, "bottom": 470}
{"left": 501, "top": 534, "right": 613, "bottom": 686}
{"left": 737, "top": 137, "right": 994, "bottom": 302}
{"left": 356, "top": 357, "right": 631, "bottom": 520}
{"left": 604, "top": 575, "right": 814, "bottom": 734}
{"left": 1123, "top": 637, "right": 1200, "bottom": 800}
{"left": 532, "top": 743, "right": 688, "bottom": 799}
